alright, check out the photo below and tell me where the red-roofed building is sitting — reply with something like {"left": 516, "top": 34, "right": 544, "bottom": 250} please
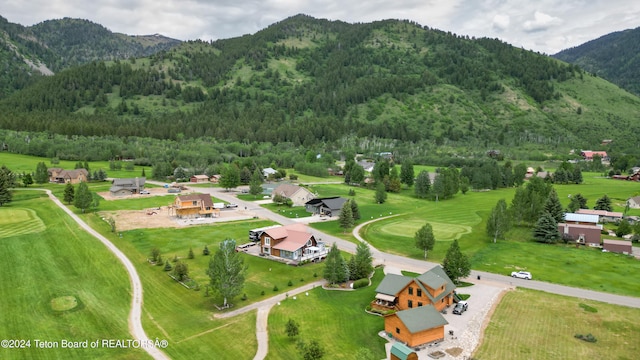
{"left": 580, "top": 150, "right": 609, "bottom": 162}
{"left": 259, "top": 224, "right": 327, "bottom": 264}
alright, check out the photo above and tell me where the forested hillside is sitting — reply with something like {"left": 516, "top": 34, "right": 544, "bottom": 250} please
{"left": 553, "top": 27, "right": 640, "bottom": 96}
{"left": 0, "top": 16, "right": 180, "bottom": 98}
{"left": 1, "top": 15, "right": 640, "bottom": 168}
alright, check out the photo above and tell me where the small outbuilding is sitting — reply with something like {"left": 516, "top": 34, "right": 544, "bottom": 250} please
{"left": 389, "top": 342, "right": 418, "bottom": 360}
{"left": 603, "top": 239, "right": 633, "bottom": 254}
{"left": 190, "top": 174, "right": 209, "bottom": 183}
{"left": 384, "top": 305, "right": 448, "bottom": 348}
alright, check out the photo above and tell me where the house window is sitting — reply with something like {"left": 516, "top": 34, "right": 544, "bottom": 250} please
{"left": 265, "top": 237, "right": 271, "bottom": 246}
{"left": 408, "top": 300, "right": 413, "bottom": 308}
{"left": 418, "top": 302, "right": 423, "bottom": 307}
{"left": 307, "top": 239, "right": 312, "bottom": 246}
{"left": 417, "top": 289, "right": 422, "bottom": 297}
{"left": 192, "top": 201, "right": 198, "bottom": 206}
{"left": 395, "top": 327, "right": 400, "bottom": 334}
{"left": 408, "top": 287, "right": 413, "bottom": 295}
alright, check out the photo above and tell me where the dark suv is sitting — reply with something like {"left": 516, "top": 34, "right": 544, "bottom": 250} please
{"left": 453, "top": 301, "right": 468, "bottom": 315}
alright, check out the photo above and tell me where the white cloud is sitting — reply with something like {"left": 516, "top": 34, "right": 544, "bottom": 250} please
{"left": 1, "top": 0, "right": 639, "bottom": 54}
{"left": 522, "top": 11, "right": 561, "bottom": 33}
{"left": 492, "top": 14, "right": 510, "bottom": 32}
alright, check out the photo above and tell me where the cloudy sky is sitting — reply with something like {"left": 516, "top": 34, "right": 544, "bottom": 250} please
{"left": 2, "top": 0, "right": 639, "bottom": 54}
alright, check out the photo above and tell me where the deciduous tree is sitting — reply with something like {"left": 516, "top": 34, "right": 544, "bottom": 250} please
{"left": 285, "top": 319, "right": 300, "bottom": 338}
{"left": 374, "top": 182, "right": 387, "bottom": 204}
{"left": 73, "top": 181, "right": 93, "bottom": 213}
{"left": 34, "top": 162, "right": 49, "bottom": 184}
{"left": 415, "top": 223, "right": 435, "bottom": 259}
{"left": 414, "top": 170, "right": 431, "bottom": 199}
{"left": 486, "top": 199, "right": 510, "bottom": 243}
{"left": 207, "top": 239, "right": 247, "bottom": 308}
{"left": 0, "top": 165, "right": 16, "bottom": 206}
{"left": 442, "top": 240, "right": 470, "bottom": 284}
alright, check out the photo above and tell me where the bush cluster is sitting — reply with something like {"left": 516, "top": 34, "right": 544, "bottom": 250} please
{"left": 352, "top": 278, "right": 369, "bottom": 289}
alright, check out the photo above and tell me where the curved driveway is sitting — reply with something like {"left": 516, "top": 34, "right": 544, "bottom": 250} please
{"left": 41, "top": 189, "right": 170, "bottom": 360}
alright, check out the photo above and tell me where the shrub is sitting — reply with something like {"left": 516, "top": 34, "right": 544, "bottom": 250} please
{"left": 273, "top": 285, "right": 279, "bottom": 292}
{"left": 579, "top": 303, "right": 598, "bottom": 313}
{"left": 241, "top": 293, "right": 248, "bottom": 301}
{"left": 288, "top": 280, "right": 293, "bottom": 286}
{"left": 352, "top": 278, "right": 369, "bottom": 289}
{"left": 163, "top": 260, "right": 172, "bottom": 271}
{"left": 203, "top": 245, "right": 210, "bottom": 256}
{"left": 261, "top": 290, "right": 265, "bottom": 296}
{"left": 574, "top": 333, "right": 597, "bottom": 343}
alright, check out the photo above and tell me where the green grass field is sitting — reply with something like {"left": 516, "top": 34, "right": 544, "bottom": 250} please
{"left": 266, "top": 268, "right": 386, "bottom": 359}
{"left": 473, "top": 288, "right": 640, "bottom": 360}
{"left": 0, "top": 191, "right": 146, "bottom": 360}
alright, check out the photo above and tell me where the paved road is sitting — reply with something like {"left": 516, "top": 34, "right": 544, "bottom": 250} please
{"left": 184, "top": 183, "right": 640, "bottom": 309}
{"left": 39, "top": 189, "right": 170, "bottom": 360}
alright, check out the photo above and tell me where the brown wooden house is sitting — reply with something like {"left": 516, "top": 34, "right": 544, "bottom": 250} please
{"left": 373, "top": 266, "right": 456, "bottom": 313}
{"left": 171, "top": 194, "right": 218, "bottom": 218}
{"left": 384, "top": 305, "right": 448, "bottom": 348}
{"left": 259, "top": 223, "right": 327, "bottom": 263}
{"left": 190, "top": 174, "right": 209, "bottom": 183}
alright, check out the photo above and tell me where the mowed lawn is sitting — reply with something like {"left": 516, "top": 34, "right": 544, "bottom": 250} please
{"left": 474, "top": 288, "right": 640, "bottom": 360}
{"left": 266, "top": 269, "right": 387, "bottom": 359}
{"left": 0, "top": 191, "right": 146, "bottom": 360}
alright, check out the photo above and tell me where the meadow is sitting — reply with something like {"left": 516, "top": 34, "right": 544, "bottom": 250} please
{"left": 473, "top": 288, "right": 640, "bottom": 360}
{"left": 0, "top": 191, "right": 145, "bottom": 360}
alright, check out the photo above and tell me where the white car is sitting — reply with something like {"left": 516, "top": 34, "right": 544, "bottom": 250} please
{"left": 140, "top": 190, "right": 150, "bottom": 194}
{"left": 511, "top": 271, "right": 532, "bottom": 280}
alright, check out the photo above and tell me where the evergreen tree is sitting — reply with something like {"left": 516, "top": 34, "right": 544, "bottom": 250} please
{"left": 459, "top": 176, "right": 470, "bottom": 195}
{"left": 432, "top": 172, "right": 446, "bottom": 202}
{"left": 374, "top": 182, "right": 387, "bottom": 204}
{"left": 63, "top": 182, "right": 75, "bottom": 204}
{"left": 173, "top": 261, "right": 189, "bottom": 281}
{"left": 323, "top": 243, "right": 349, "bottom": 285}
{"left": 188, "top": 247, "right": 195, "bottom": 259}
{"left": 616, "top": 219, "right": 632, "bottom": 237}
{"left": 400, "top": 160, "right": 415, "bottom": 187}
{"left": 349, "top": 164, "right": 365, "bottom": 184}
{"left": 486, "top": 199, "right": 511, "bottom": 243}
{"left": 141, "top": 168, "right": 146, "bottom": 177}
{"left": 572, "top": 167, "right": 583, "bottom": 184}
{"left": 22, "top": 173, "right": 33, "bottom": 187}
{"left": 414, "top": 170, "right": 431, "bottom": 199}
{"left": 73, "top": 182, "right": 93, "bottom": 213}
{"left": 567, "top": 193, "right": 588, "bottom": 212}
{"left": 513, "top": 163, "right": 528, "bottom": 186}
{"left": 415, "top": 223, "right": 436, "bottom": 259}
{"left": 544, "top": 188, "right": 564, "bottom": 223}
{"left": 442, "top": 240, "right": 470, "bottom": 284}
{"left": 0, "top": 165, "right": 16, "bottom": 206}
{"left": 352, "top": 241, "right": 373, "bottom": 280}
{"left": 207, "top": 239, "right": 247, "bottom": 308}
{"left": 533, "top": 212, "right": 561, "bottom": 243}
{"left": 203, "top": 245, "right": 210, "bottom": 256}
{"left": 372, "top": 160, "right": 389, "bottom": 183}
{"left": 338, "top": 201, "right": 354, "bottom": 233}
{"left": 34, "top": 162, "right": 49, "bottom": 184}
{"left": 350, "top": 199, "right": 361, "bottom": 220}
{"left": 594, "top": 195, "right": 613, "bottom": 211}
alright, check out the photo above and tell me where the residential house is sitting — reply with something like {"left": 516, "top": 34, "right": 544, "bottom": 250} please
{"left": 558, "top": 223, "right": 601, "bottom": 246}
{"left": 271, "top": 184, "right": 316, "bottom": 206}
{"left": 171, "top": 194, "right": 218, "bottom": 218}
{"left": 259, "top": 223, "right": 327, "bottom": 264}
{"left": 190, "top": 174, "right": 209, "bottom": 183}
{"left": 304, "top": 197, "right": 348, "bottom": 217}
{"left": 628, "top": 196, "right": 640, "bottom": 209}
{"left": 374, "top": 266, "right": 455, "bottom": 348}
{"left": 384, "top": 305, "right": 448, "bottom": 348}
{"left": 580, "top": 150, "right": 609, "bottom": 162}
{"left": 357, "top": 160, "right": 375, "bottom": 173}
{"left": 262, "top": 167, "right": 277, "bottom": 179}
{"left": 48, "top": 168, "right": 89, "bottom": 184}
{"left": 209, "top": 174, "right": 221, "bottom": 183}
{"left": 602, "top": 239, "right": 633, "bottom": 254}
{"left": 110, "top": 177, "right": 146, "bottom": 196}
{"left": 576, "top": 209, "right": 623, "bottom": 223}
{"left": 373, "top": 266, "right": 457, "bottom": 313}
{"left": 563, "top": 213, "right": 600, "bottom": 227}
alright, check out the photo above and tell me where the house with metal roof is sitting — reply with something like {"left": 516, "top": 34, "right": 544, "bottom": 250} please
{"left": 576, "top": 209, "right": 623, "bottom": 223}
{"left": 563, "top": 213, "right": 600, "bottom": 227}
{"left": 258, "top": 223, "right": 327, "bottom": 264}
{"left": 304, "top": 196, "right": 348, "bottom": 217}
{"left": 373, "top": 266, "right": 457, "bottom": 313}
{"left": 384, "top": 305, "right": 449, "bottom": 348}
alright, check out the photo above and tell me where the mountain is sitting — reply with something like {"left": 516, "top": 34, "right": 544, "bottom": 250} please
{"left": 1, "top": 14, "right": 639, "bottom": 163}
{"left": 0, "top": 16, "right": 180, "bottom": 98}
{"left": 553, "top": 27, "right": 640, "bottom": 96}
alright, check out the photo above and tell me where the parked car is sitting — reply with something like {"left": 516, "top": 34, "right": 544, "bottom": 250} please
{"left": 511, "top": 271, "right": 532, "bottom": 280}
{"left": 225, "top": 203, "right": 238, "bottom": 208}
{"left": 453, "top": 301, "right": 468, "bottom": 315}
{"left": 140, "top": 190, "right": 150, "bottom": 194}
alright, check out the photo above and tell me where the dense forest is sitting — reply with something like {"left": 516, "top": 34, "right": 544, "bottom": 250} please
{"left": 553, "top": 26, "right": 640, "bottom": 96}
{"left": 1, "top": 15, "right": 640, "bottom": 172}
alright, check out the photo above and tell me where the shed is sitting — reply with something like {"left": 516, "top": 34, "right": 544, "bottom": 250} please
{"left": 384, "top": 305, "right": 448, "bottom": 348}
{"left": 603, "top": 239, "right": 633, "bottom": 254}
{"left": 190, "top": 174, "right": 209, "bottom": 183}
{"left": 390, "top": 342, "right": 418, "bottom": 360}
